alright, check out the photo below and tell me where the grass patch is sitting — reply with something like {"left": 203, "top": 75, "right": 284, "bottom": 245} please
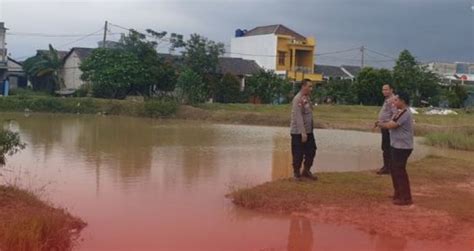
{"left": 191, "top": 104, "right": 474, "bottom": 135}
{"left": 0, "top": 185, "right": 86, "bottom": 251}
{"left": 424, "top": 130, "right": 474, "bottom": 151}
{"left": 0, "top": 96, "right": 178, "bottom": 118}
{"left": 229, "top": 156, "right": 474, "bottom": 222}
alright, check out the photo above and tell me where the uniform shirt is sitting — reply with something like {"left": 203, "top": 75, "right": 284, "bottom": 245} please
{"left": 390, "top": 109, "right": 414, "bottom": 149}
{"left": 290, "top": 92, "right": 314, "bottom": 134}
{"left": 378, "top": 96, "right": 398, "bottom": 123}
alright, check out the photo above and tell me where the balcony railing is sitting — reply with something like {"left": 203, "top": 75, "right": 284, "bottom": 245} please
{"left": 293, "top": 66, "right": 313, "bottom": 73}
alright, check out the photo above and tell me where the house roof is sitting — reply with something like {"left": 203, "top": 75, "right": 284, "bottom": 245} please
{"left": 244, "top": 24, "right": 306, "bottom": 40}
{"left": 341, "top": 65, "right": 362, "bottom": 77}
{"left": 7, "top": 56, "right": 23, "bottom": 66}
{"left": 217, "top": 57, "right": 261, "bottom": 76}
{"left": 63, "top": 47, "right": 95, "bottom": 62}
{"left": 314, "top": 64, "right": 348, "bottom": 78}
{"left": 37, "top": 49, "right": 69, "bottom": 60}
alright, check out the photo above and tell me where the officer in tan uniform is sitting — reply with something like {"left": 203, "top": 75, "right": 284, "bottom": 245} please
{"left": 290, "top": 79, "right": 317, "bottom": 181}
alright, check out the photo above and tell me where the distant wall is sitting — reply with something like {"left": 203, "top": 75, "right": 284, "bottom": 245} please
{"left": 231, "top": 34, "right": 277, "bottom": 71}
{"left": 62, "top": 51, "right": 85, "bottom": 90}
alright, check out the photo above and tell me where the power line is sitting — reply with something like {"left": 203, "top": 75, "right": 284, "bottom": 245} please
{"left": 57, "top": 28, "right": 104, "bottom": 49}
{"left": 365, "top": 48, "right": 397, "bottom": 60}
{"left": 6, "top": 32, "right": 120, "bottom": 38}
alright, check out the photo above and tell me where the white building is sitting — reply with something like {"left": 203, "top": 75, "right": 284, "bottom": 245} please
{"left": 426, "top": 62, "right": 474, "bottom": 84}
{"left": 0, "top": 22, "right": 7, "bottom": 80}
{"left": 61, "top": 47, "right": 94, "bottom": 90}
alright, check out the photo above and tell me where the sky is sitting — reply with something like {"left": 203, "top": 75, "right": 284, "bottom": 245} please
{"left": 0, "top": 0, "right": 473, "bottom": 68}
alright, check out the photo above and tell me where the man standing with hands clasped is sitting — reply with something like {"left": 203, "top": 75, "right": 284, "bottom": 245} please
{"left": 375, "top": 84, "right": 398, "bottom": 175}
{"left": 290, "top": 79, "right": 317, "bottom": 181}
{"left": 377, "top": 92, "right": 414, "bottom": 206}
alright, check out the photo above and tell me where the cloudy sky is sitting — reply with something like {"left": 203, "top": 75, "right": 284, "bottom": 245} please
{"left": 0, "top": 0, "right": 472, "bottom": 68}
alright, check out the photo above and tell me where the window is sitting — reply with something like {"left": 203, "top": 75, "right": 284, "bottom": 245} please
{"left": 278, "top": 51, "right": 286, "bottom": 66}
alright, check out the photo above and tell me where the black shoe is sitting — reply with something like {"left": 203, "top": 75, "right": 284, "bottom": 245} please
{"left": 302, "top": 170, "right": 318, "bottom": 181}
{"left": 376, "top": 167, "right": 390, "bottom": 175}
{"left": 393, "top": 199, "right": 413, "bottom": 206}
{"left": 293, "top": 171, "right": 302, "bottom": 181}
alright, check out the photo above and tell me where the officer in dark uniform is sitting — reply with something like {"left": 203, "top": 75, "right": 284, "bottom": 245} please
{"left": 290, "top": 79, "right": 317, "bottom": 181}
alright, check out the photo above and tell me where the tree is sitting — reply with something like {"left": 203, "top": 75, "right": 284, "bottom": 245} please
{"left": 80, "top": 48, "right": 145, "bottom": 99}
{"left": 179, "top": 34, "right": 225, "bottom": 100}
{"left": 312, "top": 79, "right": 357, "bottom": 105}
{"left": 23, "top": 44, "right": 63, "bottom": 93}
{"left": 214, "top": 73, "right": 242, "bottom": 103}
{"left": 175, "top": 68, "right": 207, "bottom": 104}
{"left": 0, "top": 129, "right": 25, "bottom": 165}
{"left": 118, "top": 29, "right": 182, "bottom": 96}
{"left": 244, "top": 70, "right": 291, "bottom": 104}
{"left": 393, "top": 49, "right": 440, "bottom": 106}
{"left": 354, "top": 67, "right": 392, "bottom": 105}
{"left": 445, "top": 84, "right": 468, "bottom": 108}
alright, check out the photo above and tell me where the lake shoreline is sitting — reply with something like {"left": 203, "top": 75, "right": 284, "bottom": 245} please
{"left": 229, "top": 156, "right": 474, "bottom": 245}
{"left": 0, "top": 185, "right": 86, "bottom": 250}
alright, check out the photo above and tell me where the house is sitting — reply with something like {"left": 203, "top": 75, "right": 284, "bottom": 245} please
{"left": 426, "top": 62, "right": 474, "bottom": 85}
{"left": 340, "top": 65, "right": 362, "bottom": 79}
{"left": 217, "top": 57, "right": 261, "bottom": 90}
{"left": 314, "top": 64, "right": 361, "bottom": 81}
{"left": 36, "top": 49, "right": 69, "bottom": 61}
{"left": 61, "top": 47, "right": 94, "bottom": 90}
{"left": 60, "top": 48, "right": 261, "bottom": 92}
{"left": 6, "top": 57, "right": 27, "bottom": 89}
{"left": 230, "top": 24, "right": 323, "bottom": 82}
{"left": 0, "top": 22, "right": 7, "bottom": 81}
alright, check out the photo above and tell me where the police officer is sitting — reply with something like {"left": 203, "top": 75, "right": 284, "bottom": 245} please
{"left": 376, "top": 84, "right": 397, "bottom": 175}
{"left": 377, "top": 92, "right": 414, "bottom": 206}
{"left": 290, "top": 79, "right": 317, "bottom": 181}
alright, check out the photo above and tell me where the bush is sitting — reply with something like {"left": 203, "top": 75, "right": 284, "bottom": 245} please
{"left": 214, "top": 74, "right": 242, "bottom": 103}
{"left": 144, "top": 99, "right": 178, "bottom": 117}
{"left": 0, "top": 130, "right": 26, "bottom": 165}
{"left": 9, "top": 88, "right": 50, "bottom": 97}
{"left": 74, "top": 84, "right": 91, "bottom": 97}
{"left": 175, "top": 68, "right": 207, "bottom": 104}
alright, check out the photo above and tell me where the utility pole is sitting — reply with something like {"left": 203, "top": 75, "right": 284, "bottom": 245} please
{"left": 102, "top": 21, "right": 108, "bottom": 48}
{"left": 360, "top": 46, "right": 365, "bottom": 68}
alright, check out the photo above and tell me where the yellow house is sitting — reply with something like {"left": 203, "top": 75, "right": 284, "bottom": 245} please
{"left": 231, "top": 24, "right": 322, "bottom": 82}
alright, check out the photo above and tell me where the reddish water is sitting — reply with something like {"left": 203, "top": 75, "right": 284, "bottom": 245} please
{"left": 1, "top": 113, "right": 470, "bottom": 251}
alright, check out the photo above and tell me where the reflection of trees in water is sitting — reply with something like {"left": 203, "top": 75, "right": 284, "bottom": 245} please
{"left": 158, "top": 125, "right": 218, "bottom": 189}
{"left": 12, "top": 114, "right": 219, "bottom": 191}
{"left": 272, "top": 134, "right": 292, "bottom": 181}
{"left": 12, "top": 115, "right": 155, "bottom": 181}
{"left": 288, "top": 217, "right": 313, "bottom": 251}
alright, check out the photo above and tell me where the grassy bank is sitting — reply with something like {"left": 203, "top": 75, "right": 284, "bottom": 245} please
{"left": 229, "top": 156, "right": 474, "bottom": 240}
{"left": 2, "top": 96, "right": 473, "bottom": 150}
{"left": 424, "top": 130, "right": 474, "bottom": 151}
{"left": 0, "top": 95, "right": 177, "bottom": 118}
{"left": 181, "top": 104, "right": 474, "bottom": 150}
{"left": 0, "top": 185, "right": 86, "bottom": 251}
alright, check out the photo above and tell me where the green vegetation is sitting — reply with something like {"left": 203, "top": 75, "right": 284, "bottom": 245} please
{"left": 229, "top": 157, "right": 474, "bottom": 223}
{"left": 0, "top": 185, "right": 86, "bottom": 251}
{"left": 0, "top": 96, "right": 178, "bottom": 118}
{"left": 22, "top": 45, "right": 64, "bottom": 93}
{"left": 0, "top": 130, "right": 26, "bottom": 165}
{"left": 244, "top": 69, "right": 293, "bottom": 104}
{"left": 176, "top": 68, "right": 207, "bottom": 104}
{"left": 424, "top": 130, "right": 474, "bottom": 151}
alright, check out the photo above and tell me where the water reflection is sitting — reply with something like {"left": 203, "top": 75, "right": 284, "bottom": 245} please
{"left": 1, "top": 113, "right": 470, "bottom": 251}
{"left": 287, "top": 217, "right": 314, "bottom": 251}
